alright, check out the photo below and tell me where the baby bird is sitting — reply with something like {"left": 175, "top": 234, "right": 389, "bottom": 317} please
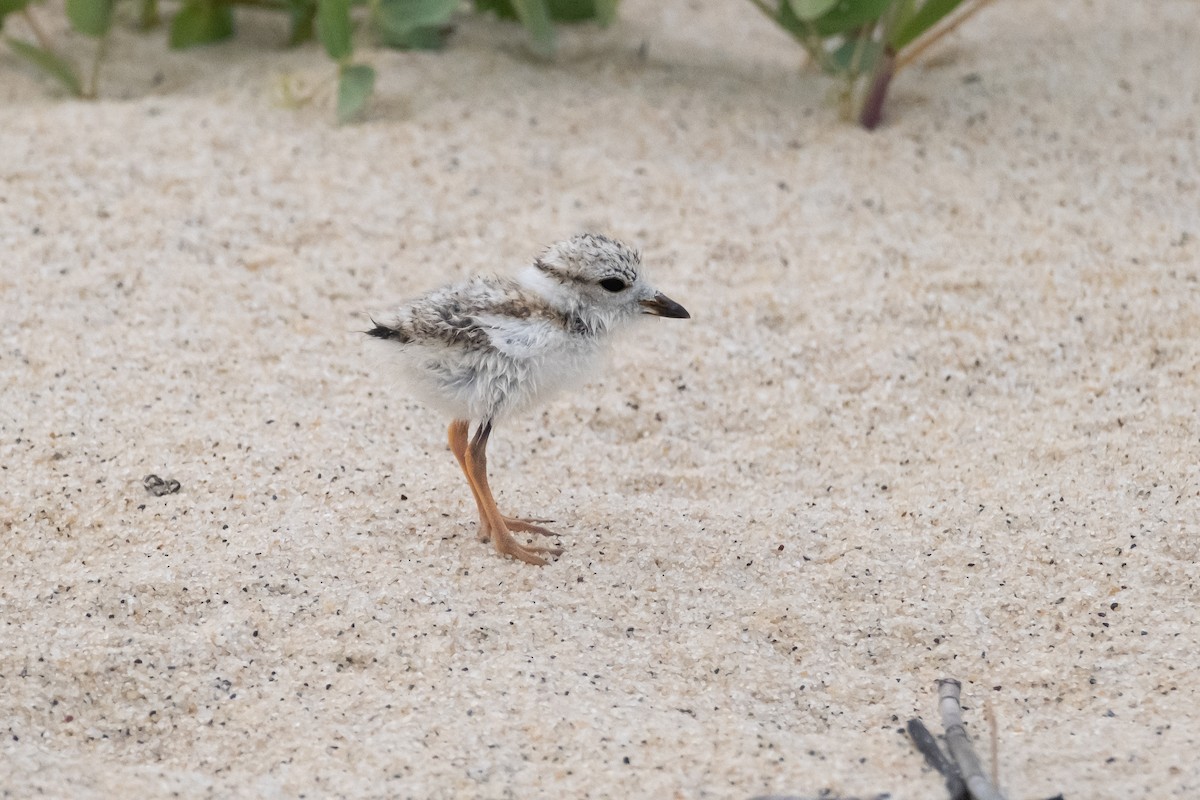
{"left": 367, "top": 233, "right": 690, "bottom": 565}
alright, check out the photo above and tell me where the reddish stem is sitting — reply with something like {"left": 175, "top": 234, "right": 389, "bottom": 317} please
{"left": 859, "top": 49, "right": 896, "bottom": 130}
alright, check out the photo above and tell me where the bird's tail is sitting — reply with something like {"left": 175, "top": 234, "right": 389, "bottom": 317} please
{"left": 365, "top": 318, "right": 410, "bottom": 343}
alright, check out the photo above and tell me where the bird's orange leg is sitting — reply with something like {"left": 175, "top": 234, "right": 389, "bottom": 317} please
{"left": 466, "top": 421, "right": 562, "bottom": 566}
{"left": 449, "top": 420, "right": 493, "bottom": 542}
{"left": 450, "top": 421, "right": 559, "bottom": 540}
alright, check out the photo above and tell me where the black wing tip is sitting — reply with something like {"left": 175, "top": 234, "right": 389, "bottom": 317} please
{"left": 365, "top": 319, "right": 410, "bottom": 343}
{"left": 366, "top": 325, "right": 394, "bottom": 339}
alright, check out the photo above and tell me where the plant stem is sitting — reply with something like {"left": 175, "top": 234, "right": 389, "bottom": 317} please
{"left": 842, "top": 20, "right": 874, "bottom": 117}
{"left": 20, "top": 7, "right": 55, "bottom": 53}
{"left": 895, "top": 0, "right": 999, "bottom": 72}
{"left": 858, "top": 48, "right": 894, "bottom": 129}
{"left": 855, "top": 0, "right": 902, "bottom": 129}
{"left": 799, "top": 19, "right": 838, "bottom": 73}
{"left": 138, "top": 0, "right": 160, "bottom": 29}
{"left": 846, "top": 22, "right": 873, "bottom": 79}
{"left": 86, "top": 26, "right": 111, "bottom": 99}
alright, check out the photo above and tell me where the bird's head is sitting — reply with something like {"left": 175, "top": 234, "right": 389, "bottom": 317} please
{"left": 529, "top": 234, "right": 690, "bottom": 331}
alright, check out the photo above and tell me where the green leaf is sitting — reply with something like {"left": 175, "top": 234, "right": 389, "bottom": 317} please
{"left": 473, "top": 0, "right": 613, "bottom": 23}
{"left": 6, "top": 37, "right": 83, "bottom": 95}
{"left": 285, "top": 0, "right": 317, "bottom": 45}
{"left": 594, "top": 0, "right": 617, "bottom": 25}
{"left": 169, "top": 1, "right": 235, "bottom": 48}
{"left": 827, "top": 36, "right": 880, "bottom": 74}
{"left": 509, "top": 0, "right": 553, "bottom": 56}
{"left": 380, "top": 24, "right": 445, "bottom": 49}
{"left": 773, "top": 0, "right": 806, "bottom": 38}
{"left": 337, "top": 62, "right": 374, "bottom": 123}
{"left": 543, "top": 0, "right": 594, "bottom": 22}
{"left": 316, "top": 0, "right": 353, "bottom": 60}
{"left": 377, "top": 0, "right": 457, "bottom": 35}
{"left": 138, "top": 0, "right": 160, "bottom": 30}
{"left": 376, "top": 0, "right": 456, "bottom": 48}
{"left": 886, "top": 0, "right": 915, "bottom": 33}
{"left": 66, "top": 0, "right": 115, "bottom": 36}
{"left": 472, "top": 0, "right": 518, "bottom": 21}
{"left": 890, "top": 0, "right": 963, "bottom": 50}
{"left": 812, "top": 0, "right": 890, "bottom": 36}
{"left": 787, "top": 0, "right": 838, "bottom": 22}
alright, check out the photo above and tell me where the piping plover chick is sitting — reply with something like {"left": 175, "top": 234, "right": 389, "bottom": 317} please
{"left": 367, "top": 233, "right": 690, "bottom": 565}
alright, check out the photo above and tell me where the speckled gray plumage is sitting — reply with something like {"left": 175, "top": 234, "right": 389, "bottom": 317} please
{"left": 368, "top": 233, "right": 685, "bottom": 422}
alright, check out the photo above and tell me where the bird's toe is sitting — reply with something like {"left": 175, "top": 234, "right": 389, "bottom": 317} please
{"left": 503, "top": 516, "right": 560, "bottom": 537}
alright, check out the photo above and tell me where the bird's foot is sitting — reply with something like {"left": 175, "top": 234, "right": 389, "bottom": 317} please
{"left": 489, "top": 523, "right": 563, "bottom": 566}
{"left": 476, "top": 515, "right": 559, "bottom": 542}
{"left": 503, "top": 516, "right": 558, "bottom": 537}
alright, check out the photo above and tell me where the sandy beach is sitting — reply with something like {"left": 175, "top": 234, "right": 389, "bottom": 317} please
{"left": 2, "top": 1, "right": 1198, "bottom": 797}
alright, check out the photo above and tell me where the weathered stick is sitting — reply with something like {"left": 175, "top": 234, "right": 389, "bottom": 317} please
{"left": 906, "top": 718, "right": 968, "bottom": 800}
{"left": 937, "top": 679, "right": 1007, "bottom": 800}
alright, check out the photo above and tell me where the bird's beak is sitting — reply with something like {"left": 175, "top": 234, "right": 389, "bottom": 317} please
{"left": 639, "top": 292, "right": 690, "bottom": 319}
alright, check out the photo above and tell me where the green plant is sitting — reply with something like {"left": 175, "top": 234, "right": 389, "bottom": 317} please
{"left": 2, "top": 0, "right": 115, "bottom": 97}
{"left": 748, "top": 0, "right": 996, "bottom": 128}
{"left": 472, "top": 0, "right": 617, "bottom": 57}
{"left": 2, "top": 0, "right": 613, "bottom": 121}
{"left": 2, "top": 0, "right": 989, "bottom": 126}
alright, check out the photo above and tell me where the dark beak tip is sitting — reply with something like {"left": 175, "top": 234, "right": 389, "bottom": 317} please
{"left": 641, "top": 293, "right": 690, "bottom": 320}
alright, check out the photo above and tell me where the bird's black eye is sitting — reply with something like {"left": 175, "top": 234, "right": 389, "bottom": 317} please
{"left": 599, "top": 278, "right": 627, "bottom": 293}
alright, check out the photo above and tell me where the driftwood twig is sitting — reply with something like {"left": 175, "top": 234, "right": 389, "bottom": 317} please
{"left": 937, "top": 679, "right": 1006, "bottom": 800}
{"left": 906, "top": 718, "right": 968, "bottom": 800}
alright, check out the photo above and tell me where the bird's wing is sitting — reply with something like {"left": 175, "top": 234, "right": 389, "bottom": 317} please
{"left": 372, "top": 281, "right": 495, "bottom": 350}
{"left": 371, "top": 277, "right": 569, "bottom": 359}
{"left": 472, "top": 313, "right": 566, "bottom": 360}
